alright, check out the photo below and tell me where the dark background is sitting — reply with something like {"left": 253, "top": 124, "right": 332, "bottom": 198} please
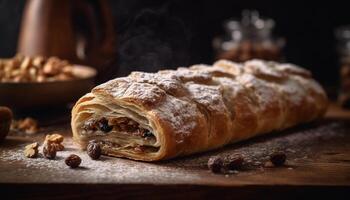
{"left": 1, "top": 0, "right": 350, "bottom": 89}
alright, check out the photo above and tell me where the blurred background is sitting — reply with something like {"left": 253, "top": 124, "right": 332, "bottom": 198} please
{"left": 1, "top": 0, "right": 350, "bottom": 100}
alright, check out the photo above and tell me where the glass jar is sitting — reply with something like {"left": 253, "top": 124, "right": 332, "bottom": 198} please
{"left": 213, "top": 10, "right": 284, "bottom": 62}
{"left": 335, "top": 26, "right": 350, "bottom": 108}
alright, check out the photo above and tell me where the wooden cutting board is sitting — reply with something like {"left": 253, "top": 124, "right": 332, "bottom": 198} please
{"left": 0, "top": 104, "right": 350, "bottom": 199}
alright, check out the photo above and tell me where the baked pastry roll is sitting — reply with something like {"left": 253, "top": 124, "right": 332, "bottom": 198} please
{"left": 71, "top": 59, "right": 328, "bottom": 161}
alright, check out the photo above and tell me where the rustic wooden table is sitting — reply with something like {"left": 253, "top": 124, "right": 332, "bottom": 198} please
{"left": 1, "top": 104, "right": 350, "bottom": 199}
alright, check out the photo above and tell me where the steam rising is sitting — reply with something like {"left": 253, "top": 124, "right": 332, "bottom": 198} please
{"left": 116, "top": 6, "right": 192, "bottom": 76}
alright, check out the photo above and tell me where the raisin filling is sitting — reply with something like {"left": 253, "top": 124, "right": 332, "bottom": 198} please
{"left": 109, "top": 117, "right": 148, "bottom": 137}
{"left": 82, "top": 117, "right": 156, "bottom": 151}
{"left": 82, "top": 117, "right": 112, "bottom": 133}
{"left": 98, "top": 117, "right": 113, "bottom": 132}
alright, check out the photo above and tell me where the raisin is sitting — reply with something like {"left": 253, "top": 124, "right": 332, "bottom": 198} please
{"left": 270, "top": 152, "right": 286, "bottom": 166}
{"left": 43, "top": 143, "right": 56, "bottom": 159}
{"left": 98, "top": 118, "right": 112, "bottom": 133}
{"left": 142, "top": 130, "right": 153, "bottom": 138}
{"left": 87, "top": 142, "right": 101, "bottom": 160}
{"left": 65, "top": 154, "right": 82, "bottom": 168}
{"left": 224, "top": 154, "right": 244, "bottom": 170}
{"left": 82, "top": 120, "right": 98, "bottom": 131}
{"left": 208, "top": 156, "right": 223, "bottom": 173}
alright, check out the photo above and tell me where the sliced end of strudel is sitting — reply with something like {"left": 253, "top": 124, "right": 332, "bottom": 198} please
{"left": 71, "top": 93, "right": 166, "bottom": 161}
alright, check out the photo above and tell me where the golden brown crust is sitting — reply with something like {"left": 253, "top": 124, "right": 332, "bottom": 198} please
{"left": 71, "top": 59, "right": 328, "bottom": 161}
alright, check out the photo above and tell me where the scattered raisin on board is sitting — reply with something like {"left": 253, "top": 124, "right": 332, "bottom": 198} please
{"left": 207, "top": 156, "right": 223, "bottom": 173}
{"left": 270, "top": 152, "right": 286, "bottom": 166}
{"left": 65, "top": 154, "right": 82, "bottom": 168}
{"left": 43, "top": 143, "right": 57, "bottom": 159}
{"left": 224, "top": 154, "right": 244, "bottom": 170}
{"left": 87, "top": 141, "right": 101, "bottom": 160}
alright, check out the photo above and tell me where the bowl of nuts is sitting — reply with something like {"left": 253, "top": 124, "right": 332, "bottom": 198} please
{"left": 0, "top": 55, "right": 97, "bottom": 109}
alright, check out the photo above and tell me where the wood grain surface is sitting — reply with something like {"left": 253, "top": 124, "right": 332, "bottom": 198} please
{"left": 1, "top": 104, "right": 350, "bottom": 199}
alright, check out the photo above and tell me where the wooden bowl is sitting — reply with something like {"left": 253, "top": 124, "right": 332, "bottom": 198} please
{"left": 0, "top": 65, "right": 96, "bottom": 110}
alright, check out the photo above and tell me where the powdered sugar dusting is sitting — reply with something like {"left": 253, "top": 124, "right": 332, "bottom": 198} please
{"left": 0, "top": 137, "right": 202, "bottom": 183}
{"left": 237, "top": 74, "right": 278, "bottom": 109}
{"left": 129, "top": 72, "right": 184, "bottom": 95}
{"left": 279, "top": 79, "right": 305, "bottom": 105}
{"left": 185, "top": 83, "right": 227, "bottom": 114}
{"left": 244, "top": 59, "right": 285, "bottom": 79}
{"left": 154, "top": 95, "right": 198, "bottom": 143}
{"left": 293, "top": 76, "right": 325, "bottom": 95}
